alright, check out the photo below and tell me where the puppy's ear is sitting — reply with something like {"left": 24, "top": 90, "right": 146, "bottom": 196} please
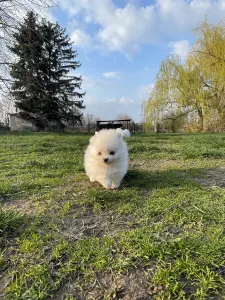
{"left": 90, "top": 135, "right": 95, "bottom": 144}
{"left": 116, "top": 131, "right": 122, "bottom": 139}
{"left": 122, "top": 129, "right": 131, "bottom": 138}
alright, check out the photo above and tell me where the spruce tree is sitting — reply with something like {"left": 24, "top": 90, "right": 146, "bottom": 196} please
{"left": 10, "top": 12, "right": 85, "bottom": 127}
{"left": 40, "top": 21, "right": 85, "bottom": 126}
{"left": 10, "top": 12, "right": 44, "bottom": 116}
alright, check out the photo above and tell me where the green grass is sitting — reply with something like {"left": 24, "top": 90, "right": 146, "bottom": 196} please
{"left": 1, "top": 131, "right": 225, "bottom": 299}
{"left": 0, "top": 208, "right": 23, "bottom": 232}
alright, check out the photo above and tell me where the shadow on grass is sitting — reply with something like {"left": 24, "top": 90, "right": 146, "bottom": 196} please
{"left": 85, "top": 167, "right": 208, "bottom": 210}
{"left": 122, "top": 168, "right": 204, "bottom": 190}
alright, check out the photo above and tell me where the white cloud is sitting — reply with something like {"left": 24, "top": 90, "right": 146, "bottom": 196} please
{"left": 107, "top": 97, "right": 134, "bottom": 104}
{"left": 138, "top": 84, "right": 154, "bottom": 101}
{"left": 71, "top": 29, "right": 93, "bottom": 49}
{"left": 84, "top": 95, "right": 98, "bottom": 104}
{"left": 59, "top": 0, "right": 225, "bottom": 56}
{"left": 120, "top": 97, "right": 134, "bottom": 104}
{"left": 61, "top": 0, "right": 155, "bottom": 55}
{"left": 220, "top": 0, "right": 225, "bottom": 9}
{"left": 190, "top": 0, "right": 211, "bottom": 9}
{"left": 156, "top": 0, "right": 225, "bottom": 36}
{"left": 103, "top": 72, "right": 121, "bottom": 79}
{"left": 107, "top": 98, "right": 117, "bottom": 103}
{"left": 168, "top": 40, "right": 191, "bottom": 60}
{"left": 82, "top": 75, "right": 114, "bottom": 89}
{"left": 96, "top": 4, "right": 155, "bottom": 54}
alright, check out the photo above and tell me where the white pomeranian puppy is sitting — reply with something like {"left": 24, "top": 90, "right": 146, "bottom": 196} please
{"left": 84, "top": 129, "right": 129, "bottom": 189}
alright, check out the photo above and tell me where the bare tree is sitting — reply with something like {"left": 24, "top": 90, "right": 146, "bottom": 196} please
{"left": 82, "top": 113, "right": 100, "bottom": 133}
{"left": 0, "top": 93, "right": 16, "bottom": 124}
{"left": 116, "top": 113, "right": 132, "bottom": 120}
{"left": 116, "top": 113, "right": 132, "bottom": 129}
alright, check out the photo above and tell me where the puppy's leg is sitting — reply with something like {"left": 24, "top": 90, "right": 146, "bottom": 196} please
{"left": 97, "top": 176, "right": 112, "bottom": 189}
{"left": 102, "top": 179, "right": 112, "bottom": 189}
{"left": 111, "top": 173, "right": 124, "bottom": 189}
{"left": 89, "top": 176, "right": 95, "bottom": 183}
{"left": 111, "top": 180, "right": 121, "bottom": 189}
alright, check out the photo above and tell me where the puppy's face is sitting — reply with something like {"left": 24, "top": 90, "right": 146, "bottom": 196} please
{"left": 90, "top": 130, "right": 123, "bottom": 165}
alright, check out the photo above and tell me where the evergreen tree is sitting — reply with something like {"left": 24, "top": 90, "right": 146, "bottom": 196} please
{"left": 39, "top": 21, "right": 85, "bottom": 125}
{"left": 10, "top": 11, "right": 85, "bottom": 127}
{"left": 0, "top": 0, "right": 51, "bottom": 90}
{"left": 10, "top": 12, "right": 44, "bottom": 116}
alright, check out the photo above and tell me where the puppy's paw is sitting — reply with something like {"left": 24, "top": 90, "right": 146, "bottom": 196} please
{"left": 102, "top": 180, "right": 112, "bottom": 189}
{"left": 89, "top": 177, "right": 95, "bottom": 183}
{"left": 111, "top": 182, "right": 120, "bottom": 189}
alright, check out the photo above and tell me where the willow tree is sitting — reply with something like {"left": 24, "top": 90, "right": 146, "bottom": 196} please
{"left": 144, "top": 55, "right": 181, "bottom": 131}
{"left": 144, "top": 55, "right": 203, "bottom": 132}
{"left": 145, "top": 18, "right": 225, "bottom": 132}
{"left": 189, "top": 19, "right": 225, "bottom": 128}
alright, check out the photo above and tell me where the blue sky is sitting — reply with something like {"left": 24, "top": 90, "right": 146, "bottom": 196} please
{"left": 51, "top": 0, "right": 225, "bottom": 122}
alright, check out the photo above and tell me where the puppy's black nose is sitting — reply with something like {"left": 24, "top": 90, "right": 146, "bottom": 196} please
{"left": 104, "top": 158, "right": 109, "bottom": 163}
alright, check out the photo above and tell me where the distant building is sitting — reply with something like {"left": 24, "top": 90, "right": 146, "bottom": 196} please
{"left": 9, "top": 113, "right": 65, "bottom": 132}
{"left": 9, "top": 113, "right": 38, "bottom": 131}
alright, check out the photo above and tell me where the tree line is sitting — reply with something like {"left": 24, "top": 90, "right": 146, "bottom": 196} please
{"left": 144, "top": 19, "right": 225, "bottom": 133}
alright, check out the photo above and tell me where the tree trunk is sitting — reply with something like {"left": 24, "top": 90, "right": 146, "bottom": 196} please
{"left": 155, "top": 122, "right": 160, "bottom": 133}
{"left": 171, "top": 120, "right": 176, "bottom": 133}
{"left": 197, "top": 107, "right": 204, "bottom": 131}
{"left": 87, "top": 123, "right": 90, "bottom": 133}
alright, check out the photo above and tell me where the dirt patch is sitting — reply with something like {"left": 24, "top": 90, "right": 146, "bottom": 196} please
{"left": 55, "top": 268, "right": 164, "bottom": 300}
{"left": 129, "top": 158, "right": 195, "bottom": 172}
{"left": 195, "top": 167, "right": 225, "bottom": 188}
{"left": 61, "top": 207, "right": 138, "bottom": 241}
{"left": 2, "top": 198, "right": 36, "bottom": 216}
{"left": 88, "top": 270, "right": 151, "bottom": 300}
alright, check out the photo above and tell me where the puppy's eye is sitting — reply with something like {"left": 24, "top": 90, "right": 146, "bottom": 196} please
{"left": 109, "top": 151, "right": 115, "bottom": 155}
{"left": 98, "top": 152, "right": 102, "bottom": 155}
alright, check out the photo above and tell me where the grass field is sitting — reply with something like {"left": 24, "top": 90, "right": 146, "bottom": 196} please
{"left": 1, "top": 131, "right": 225, "bottom": 299}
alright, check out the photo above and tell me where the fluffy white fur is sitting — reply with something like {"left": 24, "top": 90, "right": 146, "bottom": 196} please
{"left": 84, "top": 129, "right": 129, "bottom": 189}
